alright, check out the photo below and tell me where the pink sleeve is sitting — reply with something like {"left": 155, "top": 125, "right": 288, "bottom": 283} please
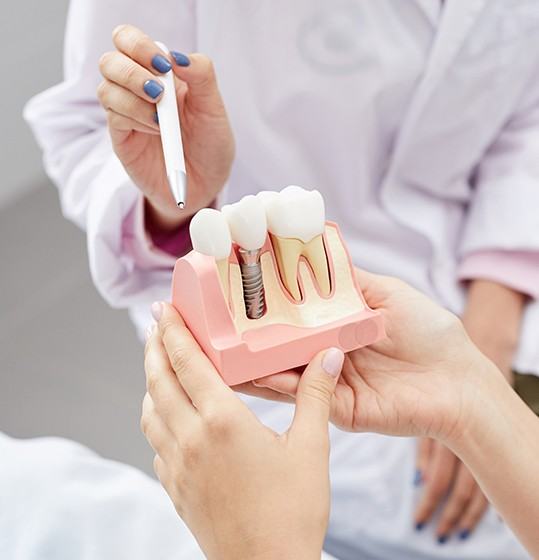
{"left": 458, "top": 250, "right": 539, "bottom": 299}
{"left": 121, "top": 195, "right": 191, "bottom": 270}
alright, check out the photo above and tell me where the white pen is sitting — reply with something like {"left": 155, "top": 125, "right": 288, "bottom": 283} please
{"left": 155, "top": 41, "right": 187, "bottom": 208}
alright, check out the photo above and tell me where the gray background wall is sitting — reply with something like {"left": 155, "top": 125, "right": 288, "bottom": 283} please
{"left": 1, "top": 1, "right": 69, "bottom": 207}
{"left": 0, "top": 2, "right": 153, "bottom": 475}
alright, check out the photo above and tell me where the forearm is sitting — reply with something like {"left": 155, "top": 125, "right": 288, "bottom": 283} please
{"left": 448, "top": 362, "right": 539, "bottom": 557}
{"left": 463, "top": 279, "right": 527, "bottom": 379}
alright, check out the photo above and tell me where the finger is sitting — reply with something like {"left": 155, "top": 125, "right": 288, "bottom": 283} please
{"left": 153, "top": 301, "right": 233, "bottom": 411}
{"left": 457, "top": 488, "right": 489, "bottom": 540}
{"left": 290, "top": 348, "right": 344, "bottom": 440}
{"left": 415, "top": 438, "right": 433, "bottom": 486}
{"left": 144, "top": 322, "right": 197, "bottom": 429}
{"left": 140, "top": 393, "right": 177, "bottom": 463}
{"left": 99, "top": 51, "right": 165, "bottom": 103}
{"left": 106, "top": 109, "right": 160, "bottom": 137}
{"left": 415, "top": 443, "right": 458, "bottom": 527}
{"left": 112, "top": 24, "right": 173, "bottom": 76}
{"left": 435, "top": 464, "right": 476, "bottom": 542}
{"left": 253, "top": 371, "right": 302, "bottom": 397}
{"left": 234, "top": 382, "right": 295, "bottom": 404}
{"left": 169, "top": 52, "right": 223, "bottom": 111}
{"left": 98, "top": 79, "right": 161, "bottom": 129}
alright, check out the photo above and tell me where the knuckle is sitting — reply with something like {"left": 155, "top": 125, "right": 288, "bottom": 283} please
{"left": 303, "top": 378, "right": 332, "bottom": 407}
{"left": 145, "top": 370, "right": 161, "bottom": 396}
{"left": 140, "top": 413, "right": 150, "bottom": 435}
{"left": 122, "top": 61, "right": 138, "bottom": 83}
{"left": 112, "top": 23, "right": 131, "bottom": 43}
{"left": 168, "top": 345, "right": 192, "bottom": 375}
{"left": 98, "top": 51, "right": 113, "bottom": 74}
{"left": 96, "top": 81, "right": 108, "bottom": 103}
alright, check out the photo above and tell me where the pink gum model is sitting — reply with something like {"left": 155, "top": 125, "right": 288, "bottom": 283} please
{"left": 171, "top": 222, "right": 385, "bottom": 386}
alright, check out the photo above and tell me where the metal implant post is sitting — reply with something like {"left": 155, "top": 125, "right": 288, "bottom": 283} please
{"left": 238, "top": 248, "right": 266, "bottom": 319}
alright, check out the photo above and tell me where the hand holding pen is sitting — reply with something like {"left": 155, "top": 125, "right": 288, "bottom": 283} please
{"left": 98, "top": 24, "right": 235, "bottom": 231}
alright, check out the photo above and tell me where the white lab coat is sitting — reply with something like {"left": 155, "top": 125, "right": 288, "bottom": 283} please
{"left": 22, "top": 1, "right": 538, "bottom": 558}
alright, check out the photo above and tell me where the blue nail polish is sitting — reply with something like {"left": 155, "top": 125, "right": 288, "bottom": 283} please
{"left": 170, "top": 51, "right": 190, "bottom": 67}
{"left": 151, "top": 54, "right": 172, "bottom": 73}
{"left": 459, "top": 529, "right": 470, "bottom": 540}
{"left": 414, "top": 469, "right": 422, "bottom": 486}
{"left": 415, "top": 522, "right": 425, "bottom": 531}
{"left": 153, "top": 112, "right": 159, "bottom": 124}
{"left": 143, "top": 80, "right": 164, "bottom": 99}
{"left": 437, "top": 535, "right": 448, "bottom": 545}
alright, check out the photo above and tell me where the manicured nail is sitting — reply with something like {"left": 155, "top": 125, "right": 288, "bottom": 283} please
{"left": 437, "top": 535, "right": 448, "bottom": 545}
{"left": 415, "top": 522, "right": 425, "bottom": 531}
{"left": 151, "top": 301, "right": 163, "bottom": 322}
{"left": 459, "top": 529, "right": 470, "bottom": 540}
{"left": 321, "top": 347, "right": 344, "bottom": 378}
{"left": 153, "top": 112, "right": 159, "bottom": 124}
{"left": 143, "top": 79, "right": 164, "bottom": 99}
{"left": 414, "top": 469, "right": 422, "bottom": 486}
{"left": 170, "top": 51, "right": 190, "bottom": 67}
{"left": 151, "top": 54, "right": 172, "bottom": 73}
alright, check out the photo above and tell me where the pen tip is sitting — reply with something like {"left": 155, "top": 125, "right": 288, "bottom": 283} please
{"left": 178, "top": 201, "right": 185, "bottom": 209}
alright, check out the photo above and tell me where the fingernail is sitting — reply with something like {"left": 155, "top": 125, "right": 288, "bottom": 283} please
{"left": 170, "top": 51, "right": 191, "bottom": 67}
{"left": 415, "top": 522, "right": 425, "bottom": 531}
{"left": 414, "top": 469, "right": 422, "bottom": 486}
{"left": 151, "top": 301, "right": 163, "bottom": 322}
{"left": 143, "top": 79, "right": 164, "bottom": 99}
{"left": 151, "top": 54, "right": 172, "bottom": 73}
{"left": 321, "top": 347, "right": 344, "bottom": 378}
{"left": 459, "top": 529, "right": 470, "bottom": 540}
{"left": 153, "top": 112, "right": 159, "bottom": 124}
{"left": 437, "top": 535, "right": 448, "bottom": 545}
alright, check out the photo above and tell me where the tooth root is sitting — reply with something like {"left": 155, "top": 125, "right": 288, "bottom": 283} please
{"left": 270, "top": 235, "right": 303, "bottom": 302}
{"left": 216, "top": 258, "right": 230, "bottom": 305}
{"left": 302, "top": 234, "right": 331, "bottom": 297}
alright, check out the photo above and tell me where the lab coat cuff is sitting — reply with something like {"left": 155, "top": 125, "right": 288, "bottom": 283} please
{"left": 458, "top": 250, "right": 539, "bottom": 299}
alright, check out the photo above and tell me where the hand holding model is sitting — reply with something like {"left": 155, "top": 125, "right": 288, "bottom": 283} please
{"left": 143, "top": 271, "right": 539, "bottom": 559}
{"left": 97, "top": 25, "right": 234, "bottom": 231}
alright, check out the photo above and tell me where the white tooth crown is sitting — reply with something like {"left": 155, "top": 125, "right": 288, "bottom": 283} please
{"left": 189, "top": 208, "right": 232, "bottom": 260}
{"left": 259, "top": 185, "right": 325, "bottom": 243}
{"left": 221, "top": 195, "right": 267, "bottom": 250}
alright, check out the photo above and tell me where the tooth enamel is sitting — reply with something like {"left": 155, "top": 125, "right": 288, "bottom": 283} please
{"left": 259, "top": 186, "right": 330, "bottom": 301}
{"left": 189, "top": 208, "right": 232, "bottom": 298}
{"left": 260, "top": 185, "right": 325, "bottom": 242}
{"left": 221, "top": 195, "right": 267, "bottom": 250}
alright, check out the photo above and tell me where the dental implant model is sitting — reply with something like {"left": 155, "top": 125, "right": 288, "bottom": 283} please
{"left": 189, "top": 208, "right": 232, "bottom": 300}
{"left": 172, "top": 186, "right": 385, "bottom": 386}
{"left": 222, "top": 196, "right": 267, "bottom": 319}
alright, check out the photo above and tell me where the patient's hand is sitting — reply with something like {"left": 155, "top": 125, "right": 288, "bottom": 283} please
{"left": 142, "top": 302, "right": 344, "bottom": 560}
{"left": 249, "top": 270, "right": 500, "bottom": 444}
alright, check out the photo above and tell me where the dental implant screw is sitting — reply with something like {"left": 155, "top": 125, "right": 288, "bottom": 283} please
{"left": 238, "top": 248, "right": 266, "bottom": 320}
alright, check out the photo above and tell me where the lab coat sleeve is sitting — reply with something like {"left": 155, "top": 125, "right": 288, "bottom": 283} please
{"left": 458, "top": 68, "right": 539, "bottom": 295}
{"left": 24, "top": 0, "right": 195, "bottom": 309}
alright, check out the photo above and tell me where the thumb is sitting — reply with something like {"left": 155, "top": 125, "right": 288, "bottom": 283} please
{"left": 170, "top": 52, "right": 222, "bottom": 107}
{"left": 291, "top": 348, "right": 344, "bottom": 437}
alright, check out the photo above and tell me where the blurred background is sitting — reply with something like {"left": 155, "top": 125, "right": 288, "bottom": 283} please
{"left": 0, "top": 2, "right": 153, "bottom": 474}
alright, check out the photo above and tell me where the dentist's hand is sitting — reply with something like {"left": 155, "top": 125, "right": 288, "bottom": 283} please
{"left": 142, "top": 302, "right": 344, "bottom": 560}
{"left": 98, "top": 25, "right": 234, "bottom": 232}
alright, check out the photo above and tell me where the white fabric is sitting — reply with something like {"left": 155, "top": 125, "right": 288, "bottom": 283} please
{"left": 22, "top": 0, "right": 539, "bottom": 558}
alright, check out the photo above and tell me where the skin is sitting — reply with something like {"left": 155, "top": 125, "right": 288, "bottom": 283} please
{"left": 414, "top": 280, "right": 527, "bottom": 541}
{"left": 97, "top": 24, "right": 235, "bottom": 232}
{"left": 142, "top": 272, "right": 539, "bottom": 558}
{"left": 143, "top": 302, "right": 343, "bottom": 560}
{"left": 98, "top": 26, "right": 532, "bottom": 545}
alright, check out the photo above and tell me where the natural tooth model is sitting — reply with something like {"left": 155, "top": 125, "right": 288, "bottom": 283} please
{"left": 222, "top": 195, "right": 268, "bottom": 319}
{"left": 189, "top": 208, "right": 232, "bottom": 299}
{"left": 258, "top": 186, "right": 331, "bottom": 302}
